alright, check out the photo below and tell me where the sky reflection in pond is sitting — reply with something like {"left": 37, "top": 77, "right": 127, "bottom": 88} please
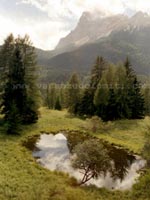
{"left": 33, "top": 133, "right": 146, "bottom": 190}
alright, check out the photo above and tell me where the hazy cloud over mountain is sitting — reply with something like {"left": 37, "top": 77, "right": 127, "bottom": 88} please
{"left": 0, "top": 0, "right": 150, "bottom": 50}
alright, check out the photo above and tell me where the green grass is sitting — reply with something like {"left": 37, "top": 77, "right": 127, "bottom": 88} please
{"left": 0, "top": 108, "right": 150, "bottom": 200}
{"left": 94, "top": 118, "right": 146, "bottom": 154}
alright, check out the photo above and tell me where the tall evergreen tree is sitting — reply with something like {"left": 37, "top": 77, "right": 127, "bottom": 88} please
{"left": 0, "top": 34, "right": 39, "bottom": 133}
{"left": 77, "top": 56, "right": 106, "bottom": 116}
{"left": 45, "top": 83, "right": 57, "bottom": 109}
{"left": 130, "top": 77, "right": 145, "bottom": 119}
{"left": 15, "top": 35, "right": 39, "bottom": 123}
{"left": 45, "top": 85, "right": 51, "bottom": 109}
{"left": 0, "top": 34, "right": 15, "bottom": 102}
{"left": 114, "top": 65, "right": 131, "bottom": 119}
{"left": 1, "top": 46, "right": 26, "bottom": 132}
{"left": 124, "top": 57, "right": 135, "bottom": 79}
{"left": 55, "top": 96, "right": 62, "bottom": 110}
{"left": 90, "top": 56, "right": 106, "bottom": 89}
{"left": 94, "top": 77, "right": 109, "bottom": 119}
{"left": 143, "top": 86, "right": 150, "bottom": 116}
{"left": 66, "top": 73, "right": 80, "bottom": 114}
{"left": 106, "top": 89, "right": 118, "bottom": 120}
{"left": 77, "top": 89, "right": 95, "bottom": 116}
{"left": 124, "top": 58, "right": 145, "bottom": 119}
{"left": 0, "top": 34, "right": 14, "bottom": 80}
{"left": 59, "top": 85, "right": 66, "bottom": 109}
{"left": 5, "top": 101, "right": 21, "bottom": 134}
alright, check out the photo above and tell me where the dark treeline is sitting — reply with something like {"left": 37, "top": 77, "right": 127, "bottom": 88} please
{"left": 43, "top": 56, "right": 148, "bottom": 121}
{"left": 0, "top": 34, "right": 40, "bottom": 134}
{"left": 76, "top": 57, "right": 145, "bottom": 121}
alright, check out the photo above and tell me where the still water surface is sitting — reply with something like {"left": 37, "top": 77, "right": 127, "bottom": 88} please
{"left": 32, "top": 133, "right": 146, "bottom": 190}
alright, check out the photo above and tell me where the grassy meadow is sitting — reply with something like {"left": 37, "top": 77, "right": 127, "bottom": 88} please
{"left": 0, "top": 108, "right": 150, "bottom": 200}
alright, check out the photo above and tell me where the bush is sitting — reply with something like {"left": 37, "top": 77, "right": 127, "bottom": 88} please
{"left": 82, "top": 116, "right": 113, "bottom": 133}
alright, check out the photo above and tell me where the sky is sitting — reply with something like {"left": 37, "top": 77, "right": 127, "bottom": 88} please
{"left": 0, "top": 0, "right": 150, "bottom": 50}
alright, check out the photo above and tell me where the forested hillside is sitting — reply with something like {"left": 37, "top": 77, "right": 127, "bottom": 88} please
{"left": 42, "top": 27, "right": 150, "bottom": 83}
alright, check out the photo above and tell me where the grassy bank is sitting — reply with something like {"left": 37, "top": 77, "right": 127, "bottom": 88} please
{"left": 0, "top": 108, "right": 149, "bottom": 200}
{"left": 93, "top": 119, "right": 146, "bottom": 154}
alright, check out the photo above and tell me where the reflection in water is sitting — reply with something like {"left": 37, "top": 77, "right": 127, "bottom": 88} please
{"left": 109, "top": 146, "right": 135, "bottom": 181}
{"left": 33, "top": 133, "right": 146, "bottom": 190}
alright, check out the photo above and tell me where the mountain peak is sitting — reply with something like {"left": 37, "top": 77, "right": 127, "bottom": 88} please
{"left": 81, "top": 11, "right": 91, "bottom": 19}
{"left": 79, "top": 10, "right": 108, "bottom": 23}
{"left": 130, "top": 11, "right": 150, "bottom": 27}
{"left": 78, "top": 11, "right": 92, "bottom": 24}
{"left": 55, "top": 11, "right": 150, "bottom": 52}
{"left": 132, "top": 11, "right": 149, "bottom": 19}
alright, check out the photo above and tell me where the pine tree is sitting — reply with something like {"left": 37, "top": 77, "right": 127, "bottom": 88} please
{"left": 59, "top": 85, "right": 66, "bottom": 109}
{"left": 94, "top": 77, "right": 109, "bottom": 119}
{"left": 1, "top": 47, "right": 25, "bottom": 132}
{"left": 0, "top": 34, "right": 39, "bottom": 133}
{"left": 0, "top": 34, "right": 14, "bottom": 80}
{"left": 106, "top": 89, "right": 118, "bottom": 120}
{"left": 55, "top": 97, "right": 62, "bottom": 110}
{"left": 66, "top": 73, "right": 80, "bottom": 114}
{"left": 143, "top": 86, "right": 150, "bottom": 116}
{"left": 77, "top": 56, "right": 106, "bottom": 116}
{"left": 2, "top": 47, "right": 25, "bottom": 112}
{"left": 124, "top": 58, "right": 145, "bottom": 119}
{"left": 0, "top": 34, "right": 15, "bottom": 102}
{"left": 15, "top": 35, "right": 39, "bottom": 123}
{"left": 90, "top": 56, "right": 106, "bottom": 89}
{"left": 5, "top": 101, "right": 21, "bottom": 134}
{"left": 114, "top": 65, "right": 131, "bottom": 119}
{"left": 45, "top": 85, "right": 51, "bottom": 109}
{"left": 77, "top": 89, "right": 95, "bottom": 116}
{"left": 124, "top": 57, "right": 135, "bottom": 79}
{"left": 45, "top": 83, "right": 57, "bottom": 109}
{"left": 130, "top": 78, "right": 145, "bottom": 119}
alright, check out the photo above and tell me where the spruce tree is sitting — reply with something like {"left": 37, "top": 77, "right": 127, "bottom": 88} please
{"left": 124, "top": 58, "right": 145, "bottom": 119}
{"left": 0, "top": 34, "right": 15, "bottom": 102}
{"left": 130, "top": 78, "right": 145, "bottom": 119}
{"left": 66, "top": 73, "right": 80, "bottom": 114}
{"left": 0, "top": 34, "right": 39, "bottom": 133}
{"left": 55, "top": 97, "right": 62, "bottom": 110}
{"left": 1, "top": 46, "right": 25, "bottom": 132}
{"left": 77, "top": 56, "right": 106, "bottom": 116}
{"left": 114, "top": 65, "right": 131, "bottom": 119}
{"left": 0, "top": 34, "right": 14, "bottom": 80}
{"left": 106, "top": 89, "right": 118, "bottom": 120}
{"left": 45, "top": 83, "right": 57, "bottom": 109}
{"left": 16, "top": 35, "right": 39, "bottom": 123}
{"left": 77, "top": 89, "right": 95, "bottom": 116}
{"left": 90, "top": 56, "right": 106, "bottom": 89}
{"left": 143, "top": 86, "right": 150, "bottom": 116}
{"left": 5, "top": 101, "right": 21, "bottom": 134}
{"left": 45, "top": 85, "right": 51, "bottom": 109}
{"left": 94, "top": 77, "right": 109, "bottom": 119}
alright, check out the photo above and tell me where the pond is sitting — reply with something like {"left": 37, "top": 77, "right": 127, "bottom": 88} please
{"left": 29, "top": 132, "right": 146, "bottom": 190}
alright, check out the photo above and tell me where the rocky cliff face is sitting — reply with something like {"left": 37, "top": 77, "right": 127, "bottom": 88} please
{"left": 55, "top": 11, "right": 150, "bottom": 52}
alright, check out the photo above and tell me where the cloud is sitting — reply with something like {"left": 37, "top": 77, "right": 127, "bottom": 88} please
{"left": 0, "top": 13, "right": 69, "bottom": 50}
{"left": 21, "top": 0, "right": 150, "bottom": 15}
{"left": 1, "top": 0, "right": 150, "bottom": 50}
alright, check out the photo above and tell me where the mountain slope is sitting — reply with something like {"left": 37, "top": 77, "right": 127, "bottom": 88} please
{"left": 44, "top": 26, "right": 150, "bottom": 82}
{"left": 55, "top": 11, "right": 150, "bottom": 54}
{"left": 55, "top": 12, "right": 128, "bottom": 52}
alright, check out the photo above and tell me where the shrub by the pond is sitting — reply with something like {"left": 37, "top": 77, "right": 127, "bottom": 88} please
{"left": 82, "top": 116, "right": 113, "bottom": 133}
{"left": 72, "top": 139, "right": 111, "bottom": 185}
